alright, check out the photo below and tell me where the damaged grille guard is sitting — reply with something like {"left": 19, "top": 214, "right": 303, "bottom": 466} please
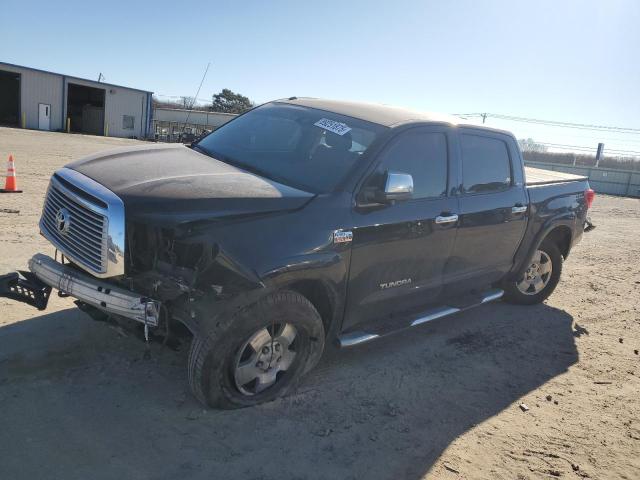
{"left": 25, "top": 253, "right": 160, "bottom": 327}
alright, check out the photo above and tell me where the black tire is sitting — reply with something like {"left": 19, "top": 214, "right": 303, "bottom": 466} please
{"left": 503, "top": 240, "right": 563, "bottom": 305}
{"left": 188, "top": 290, "right": 325, "bottom": 409}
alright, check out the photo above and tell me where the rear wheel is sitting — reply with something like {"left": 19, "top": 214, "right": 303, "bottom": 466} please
{"left": 188, "top": 290, "right": 325, "bottom": 409}
{"left": 503, "top": 240, "right": 562, "bottom": 305}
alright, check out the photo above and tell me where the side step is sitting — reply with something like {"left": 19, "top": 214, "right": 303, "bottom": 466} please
{"left": 338, "top": 288, "right": 504, "bottom": 348}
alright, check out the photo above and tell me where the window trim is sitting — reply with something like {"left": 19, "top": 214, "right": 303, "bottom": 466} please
{"left": 357, "top": 126, "right": 452, "bottom": 204}
{"left": 458, "top": 131, "right": 514, "bottom": 197}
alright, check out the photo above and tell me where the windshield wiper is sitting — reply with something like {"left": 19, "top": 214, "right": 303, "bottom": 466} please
{"left": 192, "top": 145, "right": 284, "bottom": 185}
{"left": 192, "top": 144, "right": 236, "bottom": 166}
{"left": 191, "top": 143, "right": 207, "bottom": 154}
{"left": 192, "top": 145, "right": 316, "bottom": 193}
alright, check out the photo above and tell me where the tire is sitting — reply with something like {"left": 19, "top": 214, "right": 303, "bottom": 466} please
{"left": 503, "top": 240, "right": 563, "bottom": 305}
{"left": 187, "top": 290, "right": 325, "bottom": 409}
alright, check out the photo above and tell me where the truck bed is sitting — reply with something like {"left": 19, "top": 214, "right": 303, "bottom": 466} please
{"left": 525, "top": 166, "right": 588, "bottom": 186}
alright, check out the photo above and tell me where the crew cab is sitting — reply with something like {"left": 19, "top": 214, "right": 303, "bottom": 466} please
{"left": 1, "top": 98, "right": 595, "bottom": 408}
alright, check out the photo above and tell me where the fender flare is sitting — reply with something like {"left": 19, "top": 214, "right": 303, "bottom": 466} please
{"left": 510, "top": 213, "right": 576, "bottom": 281}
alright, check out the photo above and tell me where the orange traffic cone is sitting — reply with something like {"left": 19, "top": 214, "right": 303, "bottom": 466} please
{"left": 0, "top": 155, "right": 22, "bottom": 193}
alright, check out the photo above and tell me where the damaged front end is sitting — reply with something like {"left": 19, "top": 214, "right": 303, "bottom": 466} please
{"left": 120, "top": 220, "right": 265, "bottom": 335}
{"left": 0, "top": 164, "right": 297, "bottom": 346}
{"left": 0, "top": 270, "right": 52, "bottom": 311}
{"left": 0, "top": 219, "right": 264, "bottom": 348}
{"left": 0, "top": 253, "right": 164, "bottom": 346}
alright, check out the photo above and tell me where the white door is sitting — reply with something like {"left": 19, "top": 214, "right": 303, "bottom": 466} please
{"left": 38, "top": 103, "right": 51, "bottom": 130}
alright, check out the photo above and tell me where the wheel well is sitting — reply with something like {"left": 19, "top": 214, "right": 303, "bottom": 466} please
{"left": 287, "top": 280, "right": 334, "bottom": 335}
{"left": 543, "top": 226, "right": 572, "bottom": 258}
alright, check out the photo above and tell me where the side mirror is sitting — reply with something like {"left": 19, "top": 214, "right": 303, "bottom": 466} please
{"left": 376, "top": 171, "right": 413, "bottom": 203}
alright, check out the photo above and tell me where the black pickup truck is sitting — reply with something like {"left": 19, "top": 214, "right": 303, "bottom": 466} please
{"left": 1, "top": 98, "right": 595, "bottom": 408}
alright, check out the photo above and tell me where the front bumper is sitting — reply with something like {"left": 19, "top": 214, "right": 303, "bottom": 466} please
{"left": 27, "top": 254, "right": 160, "bottom": 326}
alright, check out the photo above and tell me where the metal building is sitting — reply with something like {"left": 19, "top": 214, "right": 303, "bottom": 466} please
{"left": 0, "top": 62, "right": 153, "bottom": 138}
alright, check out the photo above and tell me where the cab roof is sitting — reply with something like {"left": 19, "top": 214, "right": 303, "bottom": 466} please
{"left": 276, "top": 97, "right": 514, "bottom": 137}
{"left": 277, "top": 97, "right": 459, "bottom": 128}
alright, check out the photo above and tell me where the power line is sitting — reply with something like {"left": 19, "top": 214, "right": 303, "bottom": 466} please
{"left": 531, "top": 142, "right": 640, "bottom": 157}
{"left": 536, "top": 142, "right": 595, "bottom": 152}
{"left": 454, "top": 113, "right": 640, "bottom": 135}
{"left": 154, "top": 93, "right": 212, "bottom": 103}
{"left": 533, "top": 131, "right": 640, "bottom": 145}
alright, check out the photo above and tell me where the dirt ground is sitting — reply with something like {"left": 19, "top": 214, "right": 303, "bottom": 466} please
{"left": 0, "top": 127, "right": 639, "bottom": 480}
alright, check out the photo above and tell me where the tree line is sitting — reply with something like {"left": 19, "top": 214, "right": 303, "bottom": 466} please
{"left": 153, "top": 88, "right": 254, "bottom": 114}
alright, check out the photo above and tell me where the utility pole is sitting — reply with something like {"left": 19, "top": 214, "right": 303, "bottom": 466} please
{"left": 481, "top": 113, "right": 487, "bottom": 124}
{"left": 595, "top": 142, "right": 604, "bottom": 168}
{"left": 97, "top": 73, "right": 104, "bottom": 82}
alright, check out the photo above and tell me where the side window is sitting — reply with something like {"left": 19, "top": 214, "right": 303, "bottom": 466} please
{"left": 122, "top": 115, "right": 135, "bottom": 130}
{"left": 461, "top": 134, "right": 512, "bottom": 194}
{"left": 368, "top": 131, "right": 448, "bottom": 199}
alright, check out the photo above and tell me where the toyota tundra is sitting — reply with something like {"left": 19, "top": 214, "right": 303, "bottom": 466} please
{"left": 1, "top": 98, "right": 595, "bottom": 408}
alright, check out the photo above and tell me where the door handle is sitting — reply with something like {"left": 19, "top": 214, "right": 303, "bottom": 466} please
{"left": 435, "top": 214, "right": 459, "bottom": 224}
{"left": 512, "top": 205, "right": 527, "bottom": 214}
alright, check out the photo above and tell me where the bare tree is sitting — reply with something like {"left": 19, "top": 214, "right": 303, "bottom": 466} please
{"left": 181, "top": 96, "right": 196, "bottom": 109}
{"left": 518, "top": 138, "right": 548, "bottom": 153}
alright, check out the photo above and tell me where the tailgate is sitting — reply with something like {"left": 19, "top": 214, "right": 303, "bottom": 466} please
{"left": 525, "top": 166, "right": 588, "bottom": 186}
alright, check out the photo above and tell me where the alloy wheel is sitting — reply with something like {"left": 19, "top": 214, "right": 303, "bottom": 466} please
{"left": 233, "top": 323, "right": 298, "bottom": 396}
{"left": 516, "top": 249, "right": 553, "bottom": 295}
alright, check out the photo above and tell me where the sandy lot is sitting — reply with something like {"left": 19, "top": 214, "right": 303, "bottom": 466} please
{"left": 0, "top": 127, "right": 639, "bottom": 480}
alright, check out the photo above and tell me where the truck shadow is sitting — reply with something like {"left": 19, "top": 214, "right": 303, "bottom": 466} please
{"left": 0, "top": 301, "right": 577, "bottom": 480}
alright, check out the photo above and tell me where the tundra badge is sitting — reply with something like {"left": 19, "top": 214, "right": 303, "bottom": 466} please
{"left": 380, "top": 278, "right": 412, "bottom": 290}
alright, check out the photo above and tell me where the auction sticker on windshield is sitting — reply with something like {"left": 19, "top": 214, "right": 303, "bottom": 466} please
{"left": 314, "top": 118, "right": 352, "bottom": 136}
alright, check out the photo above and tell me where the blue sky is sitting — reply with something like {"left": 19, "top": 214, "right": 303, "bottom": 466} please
{"left": 1, "top": 0, "right": 639, "bottom": 153}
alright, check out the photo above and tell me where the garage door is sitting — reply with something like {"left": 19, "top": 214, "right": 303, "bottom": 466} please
{"left": 0, "top": 70, "right": 20, "bottom": 126}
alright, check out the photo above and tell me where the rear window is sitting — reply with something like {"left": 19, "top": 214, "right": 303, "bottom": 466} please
{"left": 461, "top": 134, "right": 512, "bottom": 194}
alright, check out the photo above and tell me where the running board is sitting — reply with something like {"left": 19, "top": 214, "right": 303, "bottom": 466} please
{"left": 338, "top": 288, "right": 504, "bottom": 348}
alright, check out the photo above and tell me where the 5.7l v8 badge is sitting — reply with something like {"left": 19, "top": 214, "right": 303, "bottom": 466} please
{"left": 333, "top": 230, "right": 353, "bottom": 244}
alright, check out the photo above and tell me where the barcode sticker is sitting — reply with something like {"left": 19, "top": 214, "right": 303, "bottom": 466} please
{"left": 314, "top": 118, "right": 352, "bottom": 136}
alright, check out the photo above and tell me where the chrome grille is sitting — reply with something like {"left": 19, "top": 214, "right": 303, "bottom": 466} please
{"left": 40, "top": 177, "right": 108, "bottom": 273}
{"left": 39, "top": 168, "right": 126, "bottom": 278}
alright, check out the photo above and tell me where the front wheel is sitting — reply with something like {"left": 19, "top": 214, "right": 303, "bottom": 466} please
{"left": 188, "top": 291, "right": 325, "bottom": 409}
{"left": 503, "top": 240, "right": 563, "bottom": 305}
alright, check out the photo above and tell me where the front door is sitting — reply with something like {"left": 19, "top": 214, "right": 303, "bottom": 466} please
{"left": 344, "top": 126, "right": 459, "bottom": 330}
{"left": 38, "top": 103, "right": 51, "bottom": 131}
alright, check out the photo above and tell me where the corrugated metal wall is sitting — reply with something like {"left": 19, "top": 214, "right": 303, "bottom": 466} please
{"left": 525, "top": 161, "right": 640, "bottom": 198}
{"left": 0, "top": 63, "right": 151, "bottom": 138}
{"left": 0, "top": 63, "right": 64, "bottom": 130}
{"left": 106, "top": 88, "right": 150, "bottom": 138}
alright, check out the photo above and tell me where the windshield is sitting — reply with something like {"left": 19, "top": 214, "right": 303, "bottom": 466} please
{"left": 196, "top": 103, "right": 387, "bottom": 193}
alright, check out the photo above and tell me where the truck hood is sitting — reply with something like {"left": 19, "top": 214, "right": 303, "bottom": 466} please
{"left": 66, "top": 144, "right": 314, "bottom": 225}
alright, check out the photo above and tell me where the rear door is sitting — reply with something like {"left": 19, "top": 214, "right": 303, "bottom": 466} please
{"left": 343, "top": 126, "right": 459, "bottom": 330}
{"left": 446, "top": 129, "right": 528, "bottom": 293}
